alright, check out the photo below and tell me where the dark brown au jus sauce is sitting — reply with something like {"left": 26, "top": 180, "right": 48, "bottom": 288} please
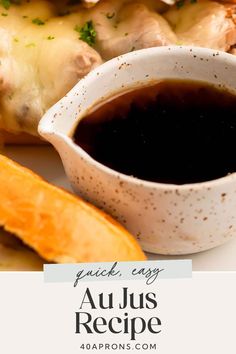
{"left": 73, "top": 80, "right": 236, "bottom": 184}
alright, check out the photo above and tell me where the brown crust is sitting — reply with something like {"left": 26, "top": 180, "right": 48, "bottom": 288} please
{"left": 1, "top": 131, "right": 47, "bottom": 145}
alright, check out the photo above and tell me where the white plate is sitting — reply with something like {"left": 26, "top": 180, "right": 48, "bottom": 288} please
{"left": 3, "top": 146, "right": 236, "bottom": 271}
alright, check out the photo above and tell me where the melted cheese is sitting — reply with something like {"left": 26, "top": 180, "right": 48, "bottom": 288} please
{"left": 0, "top": 0, "right": 174, "bottom": 135}
{"left": 0, "top": 0, "right": 102, "bottom": 135}
{"left": 0, "top": 0, "right": 235, "bottom": 136}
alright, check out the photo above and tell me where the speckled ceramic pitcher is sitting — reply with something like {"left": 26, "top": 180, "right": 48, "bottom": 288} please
{"left": 39, "top": 46, "right": 236, "bottom": 255}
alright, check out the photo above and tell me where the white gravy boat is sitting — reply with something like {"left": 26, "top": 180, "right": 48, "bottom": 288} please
{"left": 39, "top": 46, "right": 236, "bottom": 255}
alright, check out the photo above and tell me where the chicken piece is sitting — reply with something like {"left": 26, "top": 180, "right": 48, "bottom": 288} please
{"left": 85, "top": 0, "right": 176, "bottom": 60}
{"left": 164, "top": 1, "right": 236, "bottom": 52}
{"left": 0, "top": 0, "right": 102, "bottom": 136}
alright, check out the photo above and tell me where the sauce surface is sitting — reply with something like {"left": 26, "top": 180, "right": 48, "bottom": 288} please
{"left": 73, "top": 80, "right": 236, "bottom": 184}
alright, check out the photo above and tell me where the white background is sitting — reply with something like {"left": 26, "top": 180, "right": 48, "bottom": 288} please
{"left": 0, "top": 272, "right": 235, "bottom": 354}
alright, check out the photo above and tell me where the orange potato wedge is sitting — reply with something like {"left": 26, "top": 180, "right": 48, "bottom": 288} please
{"left": 0, "top": 154, "right": 146, "bottom": 263}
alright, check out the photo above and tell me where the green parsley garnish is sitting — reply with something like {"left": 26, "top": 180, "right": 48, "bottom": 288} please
{"left": 13, "top": 37, "right": 19, "bottom": 42}
{"left": 75, "top": 20, "right": 96, "bottom": 47}
{"left": 1, "top": 12, "right": 7, "bottom": 16}
{"left": 106, "top": 12, "right": 115, "bottom": 19}
{"left": 0, "top": 0, "right": 11, "bottom": 10}
{"left": 32, "top": 17, "right": 45, "bottom": 26}
{"left": 47, "top": 36, "right": 55, "bottom": 40}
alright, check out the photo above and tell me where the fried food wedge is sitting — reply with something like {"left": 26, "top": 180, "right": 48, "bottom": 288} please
{"left": 0, "top": 154, "right": 146, "bottom": 263}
